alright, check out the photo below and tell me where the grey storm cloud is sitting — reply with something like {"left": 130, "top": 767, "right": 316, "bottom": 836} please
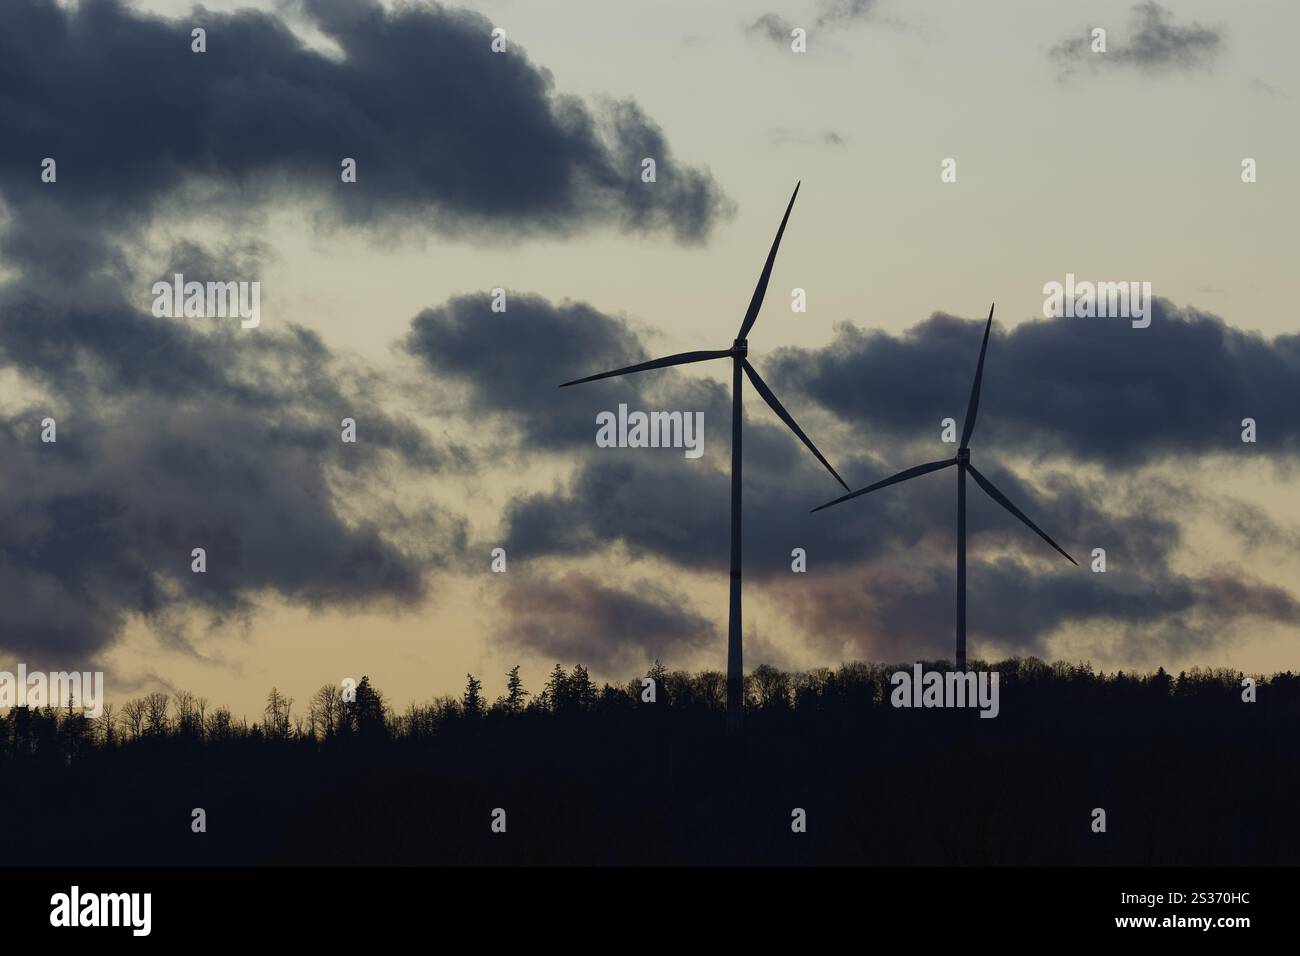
{"left": 0, "top": 357, "right": 470, "bottom": 664}
{"left": 776, "top": 556, "right": 1300, "bottom": 665}
{"left": 494, "top": 571, "right": 717, "bottom": 671}
{"left": 0, "top": 0, "right": 729, "bottom": 248}
{"left": 1051, "top": 2, "right": 1224, "bottom": 75}
{"left": 398, "top": 290, "right": 1297, "bottom": 662}
{"left": 402, "top": 292, "right": 706, "bottom": 451}
{"left": 0, "top": 0, "right": 726, "bottom": 664}
{"left": 501, "top": 446, "right": 1179, "bottom": 582}
{"left": 0, "top": 279, "right": 471, "bottom": 664}
{"left": 403, "top": 290, "right": 824, "bottom": 474}
{"left": 499, "top": 429, "right": 1280, "bottom": 662}
{"left": 767, "top": 302, "right": 1300, "bottom": 467}
{"left": 0, "top": 214, "right": 472, "bottom": 663}
{"left": 402, "top": 290, "right": 853, "bottom": 494}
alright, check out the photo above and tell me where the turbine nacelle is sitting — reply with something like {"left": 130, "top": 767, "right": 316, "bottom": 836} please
{"left": 956, "top": 447, "right": 971, "bottom": 463}
{"left": 730, "top": 339, "right": 748, "bottom": 357}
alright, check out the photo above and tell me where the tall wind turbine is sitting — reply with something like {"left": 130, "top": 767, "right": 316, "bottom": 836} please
{"left": 560, "top": 183, "right": 848, "bottom": 727}
{"left": 812, "top": 304, "right": 1076, "bottom": 670}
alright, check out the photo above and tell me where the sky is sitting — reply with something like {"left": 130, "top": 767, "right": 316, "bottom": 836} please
{"left": 1, "top": 0, "right": 1298, "bottom": 719}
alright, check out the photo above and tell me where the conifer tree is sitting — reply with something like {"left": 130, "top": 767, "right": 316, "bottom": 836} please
{"left": 463, "top": 673, "right": 484, "bottom": 719}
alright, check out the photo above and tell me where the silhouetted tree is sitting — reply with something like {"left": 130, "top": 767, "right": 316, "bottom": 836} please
{"left": 647, "top": 659, "right": 668, "bottom": 700}
{"left": 174, "top": 690, "right": 204, "bottom": 741}
{"left": 97, "top": 704, "right": 117, "bottom": 749}
{"left": 463, "top": 674, "right": 484, "bottom": 720}
{"left": 119, "top": 698, "right": 146, "bottom": 740}
{"left": 504, "top": 665, "right": 528, "bottom": 714}
{"left": 542, "top": 664, "right": 570, "bottom": 713}
{"left": 569, "top": 665, "right": 596, "bottom": 712}
{"left": 752, "top": 664, "right": 792, "bottom": 711}
{"left": 598, "top": 682, "right": 632, "bottom": 714}
{"left": 206, "top": 707, "right": 234, "bottom": 741}
{"left": 351, "top": 676, "right": 387, "bottom": 739}
{"left": 264, "top": 688, "right": 293, "bottom": 740}
{"left": 310, "top": 683, "right": 342, "bottom": 741}
{"left": 143, "top": 692, "right": 170, "bottom": 737}
{"left": 60, "top": 696, "right": 90, "bottom": 763}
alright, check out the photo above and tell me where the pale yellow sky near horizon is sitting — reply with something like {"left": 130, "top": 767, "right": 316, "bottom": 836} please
{"left": 7, "top": 0, "right": 1299, "bottom": 719}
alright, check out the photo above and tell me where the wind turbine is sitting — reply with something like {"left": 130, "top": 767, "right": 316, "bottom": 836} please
{"left": 560, "top": 183, "right": 848, "bottom": 727}
{"left": 812, "top": 304, "right": 1076, "bottom": 670}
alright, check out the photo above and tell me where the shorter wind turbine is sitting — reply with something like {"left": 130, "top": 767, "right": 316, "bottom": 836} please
{"left": 560, "top": 183, "right": 848, "bottom": 727}
{"left": 812, "top": 304, "right": 1076, "bottom": 670}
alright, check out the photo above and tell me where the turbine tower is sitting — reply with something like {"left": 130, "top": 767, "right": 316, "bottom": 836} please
{"left": 813, "top": 304, "right": 1076, "bottom": 669}
{"left": 561, "top": 183, "right": 847, "bottom": 727}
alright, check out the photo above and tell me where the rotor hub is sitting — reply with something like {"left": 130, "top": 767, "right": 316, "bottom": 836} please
{"left": 731, "top": 339, "right": 748, "bottom": 357}
{"left": 957, "top": 447, "right": 971, "bottom": 463}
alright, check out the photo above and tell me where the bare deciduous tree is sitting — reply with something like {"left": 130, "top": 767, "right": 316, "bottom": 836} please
{"left": 144, "top": 692, "right": 170, "bottom": 737}
{"left": 309, "top": 683, "right": 341, "bottom": 741}
{"left": 174, "top": 690, "right": 202, "bottom": 739}
{"left": 264, "top": 687, "right": 293, "bottom": 740}
{"left": 206, "top": 707, "right": 233, "bottom": 741}
{"left": 119, "top": 698, "right": 147, "bottom": 740}
{"left": 97, "top": 704, "right": 116, "bottom": 748}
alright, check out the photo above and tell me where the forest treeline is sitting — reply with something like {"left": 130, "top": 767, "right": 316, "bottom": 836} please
{"left": 1, "top": 658, "right": 1292, "bottom": 760}
{"left": 4, "top": 659, "right": 1297, "bottom": 866}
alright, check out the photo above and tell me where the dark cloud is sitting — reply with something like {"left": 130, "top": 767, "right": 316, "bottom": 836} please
{"left": 1051, "top": 2, "right": 1223, "bottom": 75}
{"left": 403, "top": 292, "right": 694, "bottom": 451}
{"left": 423, "top": 296, "right": 1146, "bottom": 588}
{"left": 501, "top": 443, "right": 1177, "bottom": 580}
{"left": 407, "top": 290, "right": 786, "bottom": 508}
{"left": 0, "top": 206, "right": 472, "bottom": 667}
{"left": 768, "top": 302, "right": 1300, "bottom": 467}
{"left": 776, "top": 557, "right": 1300, "bottom": 665}
{"left": 0, "top": 0, "right": 728, "bottom": 666}
{"left": 494, "top": 571, "right": 716, "bottom": 671}
{"left": 497, "top": 421, "right": 1291, "bottom": 664}
{"left": 403, "top": 290, "right": 837, "bottom": 473}
{"left": 405, "top": 292, "right": 883, "bottom": 566}
{"left": 0, "top": 0, "right": 729, "bottom": 248}
{"left": 401, "top": 292, "right": 1298, "bottom": 665}
{"left": 0, "top": 364, "right": 469, "bottom": 665}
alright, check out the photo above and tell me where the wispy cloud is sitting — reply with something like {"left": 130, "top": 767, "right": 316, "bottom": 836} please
{"left": 747, "top": 12, "right": 795, "bottom": 47}
{"left": 747, "top": 0, "right": 886, "bottom": 48}
{"left": 1051, "top": 2, "right": 1224, "bottom": 77}
{"left": 815, "top": 0, "right": 879, "bottom": 28}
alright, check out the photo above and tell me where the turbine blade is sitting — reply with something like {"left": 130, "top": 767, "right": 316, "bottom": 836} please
{"left": 736, "top": 182, "right": 800, "bottom": 340}
{"left": 959, "top": 303, "right": 995, "bottom": 449}
{"left": 811, "top": 457, "right": 956, "bottom": 513}
{"left": 966, "top": 464, "right": 1077, "bottom": 566}
{"left": 742, "top": 360, "right": 848, "bottom": 491}
{"left": 559, "top": 349, "right": 730, "bottom": 387}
